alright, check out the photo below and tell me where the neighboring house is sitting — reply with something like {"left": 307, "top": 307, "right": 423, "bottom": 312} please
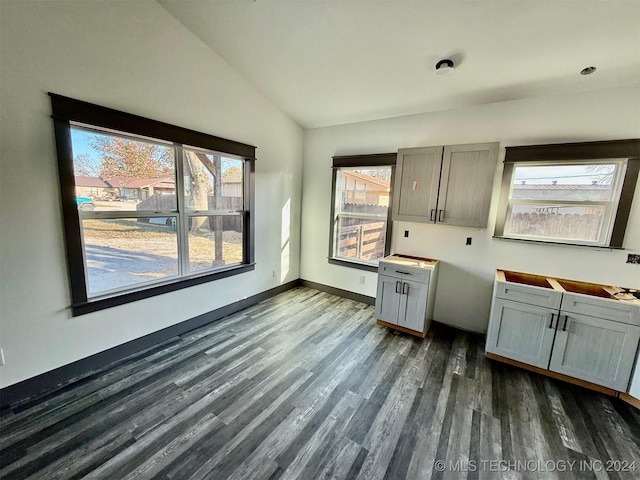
{"left": 512, "top": 182, "right": 610, "bottom": 215}
{"left": 222, "top": 170, "right": 243, "bottom": 198}
{"left": 74, "top": 176, "right": 109, "bottom": 198}
{"left": 512, "top": 182, "right": 611, "bottom": 201}
{"left": 342, "top": 170, "right": 390, "bottom": 207}
{"left": 76, "top": 174, "right": 244, "bottom": 202}
{"left": 101, "top": 176, "right": 176, "bottom": 200}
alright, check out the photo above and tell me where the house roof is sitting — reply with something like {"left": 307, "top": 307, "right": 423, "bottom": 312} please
{"left": 75, "top": 176, "right": 108, "bottom": 188}
{"left": 103, "top": 177, "right": 175, "bottom": 189}
{"left": 343, "top": 170, "right": 390, "bottom": 189}
{"left": 514, "top": 184, "right": 611, "bottom": 190}
{"left": 222, "top": 171, "right": 242, "bottom": 184}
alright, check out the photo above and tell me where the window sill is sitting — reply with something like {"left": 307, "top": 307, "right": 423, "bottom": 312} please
{"left": 492, "top": 236, "right": 621, "bottom": 250}
{"left": 328, "top": 257, "right": 379, "bottom": 273}
{"left": 72, "top": 263, "right": 255, "bottom": 316}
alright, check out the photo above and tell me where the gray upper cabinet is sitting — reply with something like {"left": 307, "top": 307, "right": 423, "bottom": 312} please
{"left": 393, "top": 142, "right": 499, "bottom": 228}
{"left": 393, "top": 146, "right": 443, "bottom": 222}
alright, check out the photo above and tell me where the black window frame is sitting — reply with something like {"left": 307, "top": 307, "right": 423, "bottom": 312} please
{"left": 328, "top": 153, "right": 396, "bottom": 272}
{"left": 494, "top": 139, "right": 639, "bottom": 248}
{"left": 50, "top": 93, "right": 256, "bottom": 316}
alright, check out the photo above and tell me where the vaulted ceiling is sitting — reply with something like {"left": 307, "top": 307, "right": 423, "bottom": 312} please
{"left": 159, "top": 0, "right": 640, "bottom": 128}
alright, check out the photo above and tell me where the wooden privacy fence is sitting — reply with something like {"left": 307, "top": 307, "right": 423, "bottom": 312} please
{"left": 509, "top": 212, "right": 603, "bottom": 241}
{"left": 137, "top": 194, "right": 243, "bottom": 232}
{"left": 339, "top": 221, "right": 386, "bottom": 261}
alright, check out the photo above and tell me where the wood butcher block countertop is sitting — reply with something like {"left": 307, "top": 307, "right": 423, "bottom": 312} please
{"left": 496, "top": 269, "right": 640, "bottom": 305}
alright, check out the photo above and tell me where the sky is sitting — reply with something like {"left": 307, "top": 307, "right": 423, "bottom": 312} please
{"left": 71, "top": 128, "right": 240, "bottom": 177}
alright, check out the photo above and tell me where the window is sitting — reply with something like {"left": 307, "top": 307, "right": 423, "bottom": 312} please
{"left": 329, "top": 154, "right": 395, "bottom": 271}
{"left": 494, "top": 140, "right": 639, "bottom": 247}
{"left": 51, "top": 94, "right": 255, "bottom": 315}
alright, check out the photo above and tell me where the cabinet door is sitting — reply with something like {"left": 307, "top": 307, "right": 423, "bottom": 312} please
{"left": 375, "top": 275, "right": 401, "bottom": 325}
{"left": 392, "top": 146, "right": 443, "bottom": 222}
{"left": 397, "top": 280, "right": 428, "bottom": 333}
{"left": 549, "top": 313, "right": 640, "bottom": 391}
{"left": 486, "top": 298, "right": 556, "bottom": 369}
{"left": 438, "top": 143, "right": 498, "bottom": 227}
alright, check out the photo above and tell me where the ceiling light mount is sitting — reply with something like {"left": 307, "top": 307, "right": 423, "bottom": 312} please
{"left": 580, "top": 66, "right": 597, "bottom": 75}
{"left": 435, "top": 58, "right": 455, "bottom": 76}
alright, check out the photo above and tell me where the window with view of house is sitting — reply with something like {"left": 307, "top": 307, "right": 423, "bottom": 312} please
{"left": 329, "top": 154, "right": 395, "bottom": 271}
{"left": 494, "top": 140, "right": 639, "bottom": 248}
{"left": 51, "top": 94, "right": 255, "bottom": 315}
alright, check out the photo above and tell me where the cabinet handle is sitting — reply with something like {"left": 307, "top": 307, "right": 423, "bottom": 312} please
{"left": 402, "top": 283, "right": 409, "bottom": 295}
{"left": 396, "top": 271, "right": 411, "bottom": 275}
{"left": 438, "top": 209, "right": 445, "bottom": 222}
{"left": 548, "top": 313, "right": 555, "bottom": 329}
{"left": 562, "top": 315, "right": 569, "bottom": 332}
{"left": 395, "top": 281, "right": 401, "bottom": 294}
{"left": 430, "top": 209, "right": 436, "bottom": 222}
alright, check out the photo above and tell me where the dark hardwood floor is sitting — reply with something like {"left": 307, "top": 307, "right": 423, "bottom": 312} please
{"left": 1, "top": 287, "right": 639, "bottom": 479}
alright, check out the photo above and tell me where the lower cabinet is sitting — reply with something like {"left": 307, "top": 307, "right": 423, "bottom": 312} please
{"left": 486, "top": 298, "right": 556, "bottom": 369}
{"left": 376, "top": 276, "right": 428, "bottom": 333}
{"left": 375, "top": 254, "right": 439, "bottom": 338}
{"left": 486, "top": 272, "right": 640, "bottom": 392}
{"left": 549, "top": 312, "right": 640, "bottom": 391}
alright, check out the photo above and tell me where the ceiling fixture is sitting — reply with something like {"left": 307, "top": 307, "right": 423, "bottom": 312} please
{"left": 580, "top": 66, "right": 597, "bottom": 75}
{"left": 435, "top": 59, "right": 455, "bottom": 76}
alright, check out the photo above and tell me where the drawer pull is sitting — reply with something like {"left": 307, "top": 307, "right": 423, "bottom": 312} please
{"left": 562, "top": 315, "right": 569, "bottom": 332}
{"left": 395, "top": 281, "right": 401, "bottom": 294}
{"left": 438, "top": 209, "right": 445, "bottom": 222}
{"left": 430, "top": 209, "right": 436, "bottom": 222}
{"left": 396, "top": 271, "right": 412, "bottom": 275}
{"left": 548, "top": 313, "right": 555, "bottom": 329}
{"left": 402, "top": 283, "right": 410, "bottom": 295}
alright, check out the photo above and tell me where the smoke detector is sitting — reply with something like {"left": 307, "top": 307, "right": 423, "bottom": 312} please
{"left": 435, "top": 59, "right": 455, "bottom": 76}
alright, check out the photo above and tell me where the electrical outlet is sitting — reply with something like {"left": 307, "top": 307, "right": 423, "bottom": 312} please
{"left": 627, "top": 254, "right": 640, "bottom": 265}
{"left": 359, "top": 275, "right": 365, "bottom": 285}
{"left": 404, "top": 230, "right": 409, "bottom": 238}
{"left": 466, "top": 237, "right": 472, "bottom": 246}
{"left": 0, "top": 348, "right": 5, "bottom": 366}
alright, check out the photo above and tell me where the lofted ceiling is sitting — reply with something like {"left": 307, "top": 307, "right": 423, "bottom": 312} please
{"left": 158, "top": 0, "right": 640, "bottom": 129}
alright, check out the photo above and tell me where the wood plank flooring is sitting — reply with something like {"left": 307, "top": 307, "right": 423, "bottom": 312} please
{"left": 1, "top": 287, "right": 640, "bottom": 479}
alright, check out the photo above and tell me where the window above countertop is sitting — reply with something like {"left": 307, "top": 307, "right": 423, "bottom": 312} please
{"left": 494, "top": 139, "right": 639, "bottom": 248}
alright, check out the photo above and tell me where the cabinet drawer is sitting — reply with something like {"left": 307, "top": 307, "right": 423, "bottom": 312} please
{"left": 378, "top": 263, "right": 431, "bottom": 284}
{"left": 560, "top": 293, "right": 640, "bottom": 326}
{"left": 495, "top": 281, "right": 562, "bottom": 309}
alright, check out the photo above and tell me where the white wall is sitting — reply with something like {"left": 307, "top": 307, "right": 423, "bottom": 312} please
{"left": 0, "top": 1, "right": 303, "bottom": 388}
{"left": 301, "top": 86, "right": 640, "bottom": 333}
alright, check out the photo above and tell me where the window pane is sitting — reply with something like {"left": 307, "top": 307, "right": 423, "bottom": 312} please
{"left": 511, "top": 164, "right": 618, "bottom": 201}
{"left": 188, "top": 215, "right": 244, "bottom": 271}
{"left": 82, "top": 217, "right": 179, "bottom": 296}
{"left": 71, "top": 128, "right": 176, "bottom": 212}
{"left": 338, "top": 167, "right": 391, "bottom": 215}
{"left": 336, "top": 216, "right": 387, "bottom": 263}
{"left": 183, "top": 151, "right": 243, "bottom": 212}
{"left": 506, "top": 204, "right": 605, "bottom": 242}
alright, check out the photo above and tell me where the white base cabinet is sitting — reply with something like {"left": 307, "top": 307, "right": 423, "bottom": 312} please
{"left": 486, "top": 270, "right": 640, "bottom": 392}
{"left": 375, "top": 255, "right": 439, "bottom": 337}
{"left": 549, "top": 311, "right": 640, "bottom": 390}
{"left": 487, "top": 298, "right": 557, "bottom": 369}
